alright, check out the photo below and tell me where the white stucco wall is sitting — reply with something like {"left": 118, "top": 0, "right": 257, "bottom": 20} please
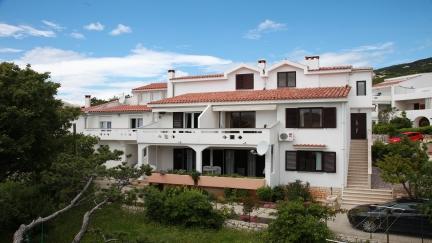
{"left": 84, "top": 112, "right": 153, "bottom": 129}
{"left": 275, "top": 102, "right": 348, "bottom": 188}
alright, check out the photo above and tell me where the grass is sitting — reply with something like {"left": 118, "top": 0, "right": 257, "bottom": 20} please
{"left": 1, "top": 203, "right": 264, "bottom": 243}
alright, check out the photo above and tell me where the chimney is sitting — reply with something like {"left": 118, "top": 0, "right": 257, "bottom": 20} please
{"left": 258, "top": 59, "right": 266, "bottom": 76}
{"left": 168, "top": 69, "right": 175, "bottom": 79}
{"left": 305, "top": 56, "right": 320, "bottom": 70}
{"left": 84, "top": 95, "right": 91, "bottom": 108}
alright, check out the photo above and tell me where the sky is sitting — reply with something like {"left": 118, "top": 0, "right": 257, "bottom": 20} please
{"left": 0, "top": 0, "right": 431, "bottom": 104}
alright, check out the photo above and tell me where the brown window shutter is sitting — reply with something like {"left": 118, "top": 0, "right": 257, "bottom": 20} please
{"left": 285, "top": 151, "right": 297, "bottom": 170}
{"left": 285, "top": 108, "right": 298, "bottom": 128}
{"left": 323, "top": 152, "right": 336, "bottom": 173}
{"left": 173, "top": 112, "right": 184, "bottom": 128}
{"left": 323, "top": 107, "right": 336, "bottom": 128}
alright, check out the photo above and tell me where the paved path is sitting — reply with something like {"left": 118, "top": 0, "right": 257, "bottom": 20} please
{"left": 328, "top": 212, "right": 432, "bottom": 243}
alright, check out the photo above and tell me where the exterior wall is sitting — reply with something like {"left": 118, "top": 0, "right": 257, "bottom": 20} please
{"left": 84, "top": 112, "right": 153, "bottom": 129}
{"left": 133, "top": 90, "right": 167, "bottom": 105}
{"left": 172, "top": 68, "right": 261, "bottom": 96}
{"left": 256, "top": 110, "right": 277, "bottom": 128}
{"left": 348, "top": 71, "right": 373, "bottom": 109}
{"left": 276, "top": 102, "right": 348, "bottom": 188}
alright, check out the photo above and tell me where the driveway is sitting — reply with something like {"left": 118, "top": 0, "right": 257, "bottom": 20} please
{"left": 328, "top": 212, "right": 432, "bottom": 243}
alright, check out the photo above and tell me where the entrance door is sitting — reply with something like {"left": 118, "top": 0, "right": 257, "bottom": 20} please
{"left": 351, "top": 113, "right": 366, "bottom": 139}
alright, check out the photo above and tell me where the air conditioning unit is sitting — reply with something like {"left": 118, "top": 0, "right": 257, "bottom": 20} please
{"left": 279, "top": 131, "right": 294, "bottom": 141}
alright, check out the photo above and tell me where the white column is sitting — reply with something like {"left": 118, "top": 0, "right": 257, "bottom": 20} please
{"left": 264, "top": 146, "right": 272, "bottom": 187}
{"left": 191, "top": 145, "right": 207, "bottom": 173}
{"left": 137, "top": 144, "right": 147, "bottom": 167}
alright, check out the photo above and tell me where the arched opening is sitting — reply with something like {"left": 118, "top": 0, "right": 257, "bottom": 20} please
{"left": 418, "top": 117, "right": 430, "bottom": 127}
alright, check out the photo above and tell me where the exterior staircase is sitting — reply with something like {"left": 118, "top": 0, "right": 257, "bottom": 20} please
{"left": 343, "top": 140, "right": 393, "bottom": 207}
{"left": 347, "top": 139, "right": 369, "bottom": 188}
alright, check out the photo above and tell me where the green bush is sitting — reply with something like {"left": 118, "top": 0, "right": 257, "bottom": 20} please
{"left": 271, "top": 185, "right": 286, "bottom": 202}
{"left": 256, "top": 186, "right": 273, "bottom": 202}
{"left": 372, "top": 140, "right": 390, "bottom": 164}
{"left": 373, "top": 123, "right": 397, "bottom": 135}
{"left": 0, "top": 181, "right": 55, "bottom": 229}
{"left": 143, "top": 186, "right": 224, "bottom": 229}
{"left": 399, "top": 126, "right": 432, "bottom": 134}
{"left": 223, "top": 188, "right": 250, "bottom": 202}
{"left": 389, "top": 111, "right": 412, "bottom": 129}
{"left": 285, "top": 180, "right": 312, "bottom": 202}
{"left": 266, "top": 200, "right": 334, "bottom": 242}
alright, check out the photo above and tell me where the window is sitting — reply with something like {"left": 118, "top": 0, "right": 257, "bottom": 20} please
{"left": 99, "top": 121, "right": 112, "bottom": 129}
{"left": 173, "top": 112, "right": 184, "bottom": 128}
{"left": 277, "top": 72, "right": 296, "bottom": 88}
{"left": 285, "top": 151, "right": 336, "bottom": 173}
{"left": 236, "top": 74, "right": 254, "bottom": 90}
{"left": 286, "top": 107, "right": 336, "bottom": 128}
{"left": 130, "top": 118, "right": 143, "bottom": 128}
{"left": 356, "top": 81, "right": 366, "bottom": 96}
{"left": 173, "top": 112, "right": 201, "bottom": 128}
{"left": 229, "top": 111, "right": 256, "bottom": 128}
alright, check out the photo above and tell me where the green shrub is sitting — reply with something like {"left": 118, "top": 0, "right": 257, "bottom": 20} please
{"left": 143, "top": 186, "right": 224, "bottom": 229}
{"left": 0, "top": 181, "right": 55, "bottom": 229}
{"left": 271, "top": 185, "right": 286, "bottom": 202}
{"left": 266, "top": 200, "right": 334, "bottom": 242}
{"left": 285, "top": 180, "right": 312, "bottom": 201}
{"left": 256, "top": 186, "right": 273, "bottom": 202}
{"left": 223, "top": 188, "right": 250, "bottom": 202}
{"left": 372, "top": 140, "right": 390, "bottom": 164}
{"left": 373, "top": 123, "right": 397, "bottom": 135}
{"left": 142, "top": 186, "right": 165, "bottom": 222}
{"left": 390, "top": 111, "right": 412, "bottom": 129}
{"left": 399, "top": 126, "right": 432, "bottom": 134}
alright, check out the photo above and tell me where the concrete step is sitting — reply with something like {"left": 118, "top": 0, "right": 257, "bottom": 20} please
{"left": 344, "top": 188, "right": 392, "bottom": 193}
{"left": 342, "top": 198, "right": 390, "bottom": 206}
{"left": 346, "top": 182, "right": 369, "bottom": 188}
{"left": 347, "top": 175, "right": 369, "bottom": 179}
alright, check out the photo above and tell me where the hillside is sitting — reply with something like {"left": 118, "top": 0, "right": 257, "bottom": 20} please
{"left": 373, "top": 57, "right": 432, "bottom": 84}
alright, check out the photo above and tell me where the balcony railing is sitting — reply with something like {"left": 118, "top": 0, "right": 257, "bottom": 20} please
{"left": 137, "top": 128, "right": 272, "bottom": 146}
{"left": 84, "top": 128, "right": 138, "bottom": 141}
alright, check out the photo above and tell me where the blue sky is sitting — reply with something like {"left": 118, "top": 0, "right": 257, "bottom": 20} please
{"left": 1, "top": 0, "right": 431, "bottom": 104}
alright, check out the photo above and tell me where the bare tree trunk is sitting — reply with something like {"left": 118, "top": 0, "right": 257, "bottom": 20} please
{"left": 72, "top": 198, "right": 108, "bottom": 243}
{"left": 13, "top": 177, "right": 94, "bottom": 243}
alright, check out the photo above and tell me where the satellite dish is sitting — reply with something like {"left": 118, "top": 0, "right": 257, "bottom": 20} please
{"left": 256, "top": 141, "right": 269, "bottom": 156}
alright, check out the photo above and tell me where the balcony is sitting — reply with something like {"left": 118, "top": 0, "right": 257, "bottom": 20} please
{"left": 400, "top": 109, "right": 432, "bottom": 120}
{"left": 84, "top": 129, "right": 137, "bottom": 141}
{"left": 372, "top": 95, "right": 391, "bottom": 103}
{"left": 137, "top": 128, "right": 272, "bottom": 146}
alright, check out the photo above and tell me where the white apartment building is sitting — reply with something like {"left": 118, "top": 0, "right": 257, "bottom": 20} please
{"left": 76, "top": 56, "right": 375, "bottom": 201}
{"left": 372, "top": 73, "right": 432, "bottom": 127}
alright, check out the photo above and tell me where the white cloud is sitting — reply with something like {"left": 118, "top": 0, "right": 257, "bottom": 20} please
{"left": 0, "top": 23, "right": 56, "bottom": 38}
{"left": 286, "top": 42, "right": 395, "bottom": 67}
{"left": 13, "top": 45, "right": 231, "bottom": 104}
{"left": 42, "top": 20, "right": 64, "bottom": 31}
{"left": 84, "top": 22, "right": 104, "bottom": 31}
{"left": 70, "top": 32, "right": 85, "bottom": 39}
{"left": 0, "top": 47, "right": 23, "bottom": 53}
{"left": 110, "top": 24, "right": 132, "bottom": 36}
{"left": 244, "top": 19, "right": 286, "bottom": 40}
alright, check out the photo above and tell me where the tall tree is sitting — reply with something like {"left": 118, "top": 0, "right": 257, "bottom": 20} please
{"left": 0, "top": 63, "right": 80, "bottom": 180}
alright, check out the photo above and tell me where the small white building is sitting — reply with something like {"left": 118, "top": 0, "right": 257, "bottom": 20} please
{"left": 75, "top": 56, "right": 375, "bottom": 202}
{"left": 372, "top": 73, "right": 432, "bottom": 127}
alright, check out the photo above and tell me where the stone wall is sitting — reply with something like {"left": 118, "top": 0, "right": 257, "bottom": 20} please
{"left": 310, "top": 186, "right": 342, "bottom": 200}
{"left": 224, "top": 219, "right": 268, "bottom": 231}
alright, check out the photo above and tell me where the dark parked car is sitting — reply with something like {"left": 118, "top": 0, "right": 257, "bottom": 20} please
{"left": 388, "top": 132, "right": 424, "bottom": 143}
{"left": 347, "top": 198, "right": 432, "bottom": 237}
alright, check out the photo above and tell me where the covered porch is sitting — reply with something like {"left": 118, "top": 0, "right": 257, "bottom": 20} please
{"left": 137, "top": 144, "right": 273, "bottom": 187}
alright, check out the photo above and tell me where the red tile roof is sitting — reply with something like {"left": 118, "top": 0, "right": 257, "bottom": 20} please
{"left": 84, "top": 105, "right": 151, "bottom": 113}
{"left": 309, "top": 66, "right": 352, "bottom": 71}
{"left": 132, "top": 82, "right": 167, "bottom": 91}
{"left": 150, "top": 86, "right": 351, "bottom": 105}
{"left": 373, "top": 80, "right": 404, "bottom": 88}
{"left": 171, "top": 73, "right": 225, "bottom": 80}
